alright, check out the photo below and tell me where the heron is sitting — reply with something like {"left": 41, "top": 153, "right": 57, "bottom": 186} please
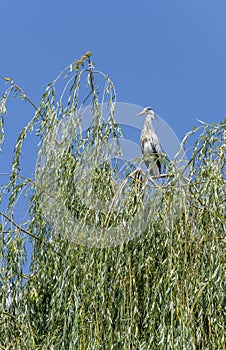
{"left": 137, "top": 107, "right": 162, "bottom": 177}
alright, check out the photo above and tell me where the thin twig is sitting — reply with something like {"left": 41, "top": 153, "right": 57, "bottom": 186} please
{"left": 0, "top": 211, "right": 41, "bottom": 241}
{"left": 0, "top": 75, "right": 38, "bottom": 111}
{"left": 0, "top": 211, "right": 62, "bottom": 257}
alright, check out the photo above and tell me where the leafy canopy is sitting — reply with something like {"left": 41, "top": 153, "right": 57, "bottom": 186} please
{"left": 0, "top": 53, "right": 225, "bottom": 349}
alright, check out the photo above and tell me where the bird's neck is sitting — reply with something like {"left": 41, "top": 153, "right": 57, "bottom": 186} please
{"left": 144, "top": 115, "right": 154, "bottom": 131}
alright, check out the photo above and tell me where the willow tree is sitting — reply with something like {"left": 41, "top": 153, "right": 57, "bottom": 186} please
{"left": 0, "top": 53, "right": 225, "bottom": 349}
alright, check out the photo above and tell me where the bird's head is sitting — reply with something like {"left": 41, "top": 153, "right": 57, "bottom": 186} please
{"left": 137, "top": 107, "right": 155, "bottom": 119}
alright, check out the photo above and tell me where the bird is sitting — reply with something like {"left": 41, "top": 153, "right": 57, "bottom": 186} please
{"left": 137, "top": 107, "right": 162, "bottom": 177}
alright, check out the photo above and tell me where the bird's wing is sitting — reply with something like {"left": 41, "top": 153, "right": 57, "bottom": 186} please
{"left": 140, "top": 135, "right": 162, "bottom": 174}
{"left": 152, "top": 139, "right": 162, "bottom": 174}
{"left": 140, "top": 134, "right": 162, "bottom": 155}
{"left": 152, "top": 134, "right": 162, "bottom": 154}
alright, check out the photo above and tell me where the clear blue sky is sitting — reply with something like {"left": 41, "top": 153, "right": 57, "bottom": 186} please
{"left": 1, "top": 0, "right": 226, "bottom": 173}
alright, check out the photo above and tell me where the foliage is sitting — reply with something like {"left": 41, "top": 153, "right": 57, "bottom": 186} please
{"left": 0, "top": 53, "right": 225, "bottom": 349}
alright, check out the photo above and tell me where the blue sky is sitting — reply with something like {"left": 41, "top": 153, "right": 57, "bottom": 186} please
{"left": 1, "top": 0, "right": 226, "bottom": 174}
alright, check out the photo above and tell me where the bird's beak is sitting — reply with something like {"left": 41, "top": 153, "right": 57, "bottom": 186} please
{"left": 137, "top": 109, "right": 146, "bottom": 116}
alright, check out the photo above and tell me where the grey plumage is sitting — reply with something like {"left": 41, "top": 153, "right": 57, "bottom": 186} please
{"left": 137, "top": 107, "right": 162, "bottom": 177}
